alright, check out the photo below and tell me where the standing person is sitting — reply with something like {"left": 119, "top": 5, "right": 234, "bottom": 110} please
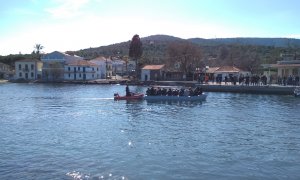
{"left": 126, "top": 84, "right": 131, "bottom": 96}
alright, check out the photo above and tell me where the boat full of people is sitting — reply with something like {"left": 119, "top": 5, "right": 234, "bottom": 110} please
{"left": 114, "top": 85, "right": 207, "bottom": 101}
{"left": 143, "top": 86, "right": 207, "bottom": 101}
{"left": 144, "top": 94, "right": 207, "bottom": 101}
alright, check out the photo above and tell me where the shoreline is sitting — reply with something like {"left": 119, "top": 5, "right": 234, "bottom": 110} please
{"left": 0, "top": 80, "right": 8, "bottom": 83}
{"left": 5, "top": 79, "right": 298, "bottom": 95}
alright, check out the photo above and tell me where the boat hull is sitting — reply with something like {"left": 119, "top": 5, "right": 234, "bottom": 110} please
{"left": 143, "top": 93, "right": 207, "bottom": 101}
{"left": 114, "top": 93, "right": 144, "bottom": 100}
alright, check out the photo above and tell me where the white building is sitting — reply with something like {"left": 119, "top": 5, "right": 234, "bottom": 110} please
{"left": 262, "top": 53, "right": 300, "bottom": 84}
{"left": 141, "top": 64, "right": 165, "bottom": 81}
{"left": 90, "top": 56, "right": 113, "bottom": 79}
{"left": 41, "top": 51, "right": 83, "bottom": 81}
{"left": 15, "top": 59, "right": 42, "bottom": 80}
{"left": 111, "top": 58, "right": 126, "bottom": 76}
{"left": 206, "top": 66, "right": 250, "bottom": 81}
{"left": 64, "top": 60, "right": 98, "bottom": 81}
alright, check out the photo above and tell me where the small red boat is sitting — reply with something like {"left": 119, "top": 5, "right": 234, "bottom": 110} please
{"left": 114, "top": 93, "right": 144, "bottom": 100}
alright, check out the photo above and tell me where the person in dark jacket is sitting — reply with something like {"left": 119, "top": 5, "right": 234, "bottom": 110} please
{"left": 126, "top": 84, "right": 131, "bottom": 96}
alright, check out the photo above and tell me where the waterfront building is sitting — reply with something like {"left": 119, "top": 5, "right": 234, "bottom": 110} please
{"left": 111, "top": 57, "right": 126, "bottom": 76}
{"left": 206, "top": 66, "right": 250, "bottom": 82}
{"left": 90, "top": 56, "right": 112, "bottom": 79}
{"left": 14, "top": 59, "right": 42, "bottom": 80}
{"left": 41, "top": 51, "right": 83, "bottom": 81}
{"left": 64, "top": 60, "right": 98, "bottom": 81}
{"left": 141, "top": 64, "right": 165, "bottom": 81}
{"left": 262, "top": 53, "right": 300, "bottom": 84}
{"left": 0, "top": 62, "right": 12, "bottom": 79}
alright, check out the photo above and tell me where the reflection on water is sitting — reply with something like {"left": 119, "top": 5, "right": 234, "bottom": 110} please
{"left": 0, "top": 83, "right": 300, "bottom": 179}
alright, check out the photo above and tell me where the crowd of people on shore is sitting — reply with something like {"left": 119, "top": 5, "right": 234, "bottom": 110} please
{"left": 146, "top": 86, "right": 203, "bottom": 96}
{"left": 199, "top": 74, "right": 300, "bottom": 86}
{"left": 277, "top": 75, "right": 300, "bottom": 86}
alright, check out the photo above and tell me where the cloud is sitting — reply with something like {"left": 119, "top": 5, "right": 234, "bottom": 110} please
{"left": 45, "top": 0, "right": 90, "bottom": 19}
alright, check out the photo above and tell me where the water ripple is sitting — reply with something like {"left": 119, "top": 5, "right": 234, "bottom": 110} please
{"left": 1, "top": 84, "right": 300, "bottom": 179}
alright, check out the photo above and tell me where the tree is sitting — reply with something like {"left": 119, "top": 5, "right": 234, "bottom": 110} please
{"left": 167, "top": 42, "right": 202, "bottom": 74}
{"left": 33, "top": 44, "right": 44, "bottom": 59}
{"left": 129, "top": 34, "right": 143, "bottom": 79}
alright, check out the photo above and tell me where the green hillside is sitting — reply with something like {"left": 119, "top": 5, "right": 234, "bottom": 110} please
{"left": 69, "top": 35, "right": 300, "bottom": 73}
{"left": 2, "top": 35, "right": 300, "bottom": 73}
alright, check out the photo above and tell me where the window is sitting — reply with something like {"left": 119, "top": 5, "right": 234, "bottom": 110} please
{"left": 74, "top": 67, "right": 76, "bottom": 72}
{"left": 79, "top": 73, "right": 81, "bottom": 78}
{"left": 69, "top": 73, "right": 71, "bottom": 78}
{"left": 19, "top": 64, "right": 21, "bottom": 70}
{"left": 78, "top": 67, "right": 80, "bottom": 71}
{"left": 19, "top": 72, "right": 22, "bottom": 77}
{"left": 31, "top": 64, "right": 34, "bottom": 70}
{"left": 92, "top": 68, "right": 94, "bottom": 71}
{"left": 31, "top": 72, "right": 34, "bottom": 78}
{"left": 25, "top": 64, "right": 28, "bottom": 70}
{"left": 92, "top": 74, "right": 94, "bottom": 78}
{"left": 68, "top": 67, "right": 71, "bottom": 71}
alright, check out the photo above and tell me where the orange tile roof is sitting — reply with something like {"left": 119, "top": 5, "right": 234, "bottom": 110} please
{"left": 215, "top": 66, "right": 241, "bottom": 73}
{"left": 142, "top": 64, "right": 165, "bottom": 70}
{"left": 206, "top": 67, "right": 220, "bottom": 73}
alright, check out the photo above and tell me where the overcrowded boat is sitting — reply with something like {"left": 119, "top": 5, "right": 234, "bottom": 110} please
{"left": 143, "top": 86, "right": 207, "bottom": 101}
{"left": 114, "top": 86, "right": 207, "bottom": 101}
{"left": 143, "top": 93, "right": 207, "bottom": 101}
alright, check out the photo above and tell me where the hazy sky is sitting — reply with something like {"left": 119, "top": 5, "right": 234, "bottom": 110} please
{"left": 0, "top": 0, "right": 299, "bottom": 55}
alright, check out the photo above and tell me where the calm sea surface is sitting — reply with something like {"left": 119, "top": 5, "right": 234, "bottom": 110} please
{"left": 0, "top": 83, "right": 300, "bottom": 180}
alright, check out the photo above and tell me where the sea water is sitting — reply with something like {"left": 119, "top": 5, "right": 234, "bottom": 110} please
{"left": 0, "top": 83, "right": 300, "bottom": 180}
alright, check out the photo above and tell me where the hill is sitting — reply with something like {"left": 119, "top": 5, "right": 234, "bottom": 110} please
{"left": 68, "top": 35, "right": 300, "bottom": 72}
{"left": 188, "top": 37, "right": 300, "bottom": 48}
{"left": 2, "top": 35, "right": 299, "bottom": 73}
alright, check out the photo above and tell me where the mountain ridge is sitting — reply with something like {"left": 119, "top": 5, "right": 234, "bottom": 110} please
{"left": 73, "top": 34, "right": 300, "bottom": 56}
{"left": 67, "top": 34, "right": 300, "bottom": 72}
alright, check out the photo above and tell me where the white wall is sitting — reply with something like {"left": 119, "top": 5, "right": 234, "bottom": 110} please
{"left": 15, "top": 61, "right": 40, "bottom": 80}
{"left": 141, "top": 69, "right": 150, "bottom": 81}
{"left": 64, "top": 65, "right": 98, "bottom": 81}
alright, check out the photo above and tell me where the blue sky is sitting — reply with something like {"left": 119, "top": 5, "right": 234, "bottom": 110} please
{"left": 0, "top": 0, "right": 299, "bottom": 55}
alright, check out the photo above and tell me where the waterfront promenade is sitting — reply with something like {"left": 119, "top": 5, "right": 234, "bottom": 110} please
{"left": 198, "top": 83, "right": 295, "bottom": 95}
